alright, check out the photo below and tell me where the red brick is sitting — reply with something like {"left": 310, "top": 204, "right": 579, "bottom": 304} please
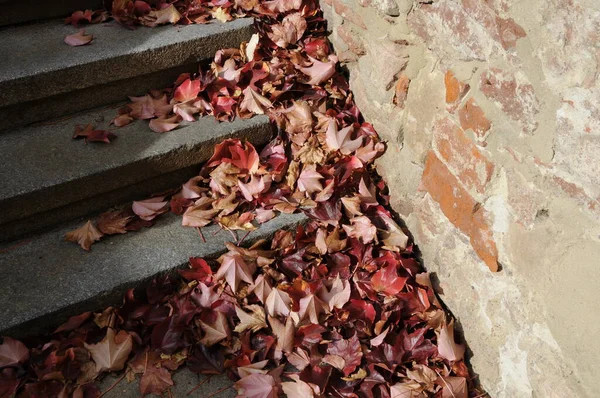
{"left": 459, "top": 98, "right": 491, "bottom": 138}
{"left": 332, "top": 0, "right": 367, "bottom": 29}
{"left": 444, "top": 70, "right": 469, "bottom": 105}
{"left": 393, "top": 74, "right": 410, "bottom": 108}
{"left": 433, "top": 118, "right": 494, "bottom": 195}
{"left": 480, "top": 67, "right": 539, "bottom": 134}
{"left": 421, "top": 152, "right": 499, "bottom": 271}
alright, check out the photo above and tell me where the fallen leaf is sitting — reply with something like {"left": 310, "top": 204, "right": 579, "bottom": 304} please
{"left": 140, "top": 366, "right": 173, "bottom": 397}
{"left": 64, "top": 29, "right": 93, "bottom": 46}
{"left": 234, "top": 305, "right": 268, "bottom": 333}
{"left": 296, "top": 55, "right": 338, "bottom": 85}
{"left": 149, "top": 114, "right": 181, "bottom": 133}
{"left": 437, "top": 320, "right": 465, "bottom": 361}
{"left": 65, "top": 220, "right": 103, "bottom": 251}
{"left": 215, "top": 252, "right": 256, "bottom": 292}
{"left": 84, "top": 328, "right": 133, "bottom": 372}
{"left": 132, "top": 197, "right": 168, "bottom": 221}
{"left": 0, "top": 337, "right": 29, "bottom": 368}
{"left": 96, "top": 211, "right": 132, "bottom": 235}
{"left": 234, "top": 374, "right": 278, "bottom": 398}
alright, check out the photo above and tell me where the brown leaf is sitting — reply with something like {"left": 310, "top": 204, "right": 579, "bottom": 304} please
{"left": 234, "top": 374, "right": 278, "bottom": 398}
{"left": 96, "top": 211, "right": 132, "bottom": 235}
{"left": 132, "top": 197, "right": 168, "bottom": 221}
{"left": 84, "top": 328, "right": 133, "bottom": 372}
{"left": 215, "top": 252, "right": 256, "bottom": 292}
{"left": 437, "top": 320, "right": 465, "bottom": 361}
{"left": 199, "top": 311, "right": 231, "bottom": 346}
{"left": 234, "top": 305, "right": 268, "bottom": 333}
{"left": 65, "top": 220, "right": 103, "bottom": 251}
{"left": 140, "top": 365, "right": 174, "bottom": 397}
{"left": 142, "top": 4, "right": 181, "bottom": 26}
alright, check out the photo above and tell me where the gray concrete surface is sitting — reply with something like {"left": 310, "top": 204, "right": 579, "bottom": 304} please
{"left": 98, "top": 367, "right": 236, "bottom": 398}
{"left": 0, "top": 0, "right": 102, "bottom": 27}
{"left": 0, "top": 18, "right": 254, "bottom": 108}
{"left": 0, "top": 212, "right": 307, "bottom": 338}
{"left": 0, "top": 110, "right": 271, "bottom": 238}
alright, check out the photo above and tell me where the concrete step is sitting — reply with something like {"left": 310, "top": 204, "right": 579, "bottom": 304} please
{"left": 0, "top": 212, "right": 307, "bottom": 338}
{"left": 98, "top": 367, "right": 236, "bottom": 397}
{"left": 0, "top": 0, "right": 103, "bottom": 27}
{"left": 0, "top": 108, "right": 272, "bottom": 242}
{"left": 0, "top": 18, "right": 254, "bottom": 130}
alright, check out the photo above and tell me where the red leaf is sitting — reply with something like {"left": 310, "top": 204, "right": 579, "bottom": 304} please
{"left": 234, "top": 374, "right": 278, "bottom": 398}
{"left": 174, "top": 78, "right": 201, "bottom": 102}
{"left": 132, "top": 197, "right": 168, "bottom": 221}
{"left": 326, "top": 334, "right": 363, "bottom": 376}
{"left": 371, "top": 265, "right": 408, "bottom": 296}
{"left": 140, "top": 366, "right": 173, "bottom": 397}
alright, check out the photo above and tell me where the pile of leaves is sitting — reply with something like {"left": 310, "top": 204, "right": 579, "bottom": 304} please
{"left": 0, "top": 1, "right": 482, "bottom": 397}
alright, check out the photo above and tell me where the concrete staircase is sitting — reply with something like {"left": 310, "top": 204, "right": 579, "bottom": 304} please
{"left": 0, "top": 4, "right": 301, "bottom": 355}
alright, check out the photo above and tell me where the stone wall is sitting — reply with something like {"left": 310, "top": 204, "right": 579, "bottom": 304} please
{"left": 321, "top": 0, "right": 600, "bottom": 396}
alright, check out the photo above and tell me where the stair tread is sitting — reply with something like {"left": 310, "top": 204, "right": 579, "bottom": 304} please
{"left": 0, "top": 108, "right": 271, "bottom": 226}
{"left": 0, "top": 212, "right": 307, "bottom": 337}
{"left": 0, "top": 18, "right": 253, "bottom": 107}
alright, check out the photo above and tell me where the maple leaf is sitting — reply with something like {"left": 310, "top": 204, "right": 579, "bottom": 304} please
{"left": 296, "top": 55, "right": 338, "bottom": 85}
{"left": 240, "top": 87, "right": 273, "bottom": 115}
{"left": 325, "top": 121, "right": 363, "bottom": 155}
{"left": 265, "top": 288, "right": 292, "bottom": 317}
{"left": 179, "top": 257, "right": 213, "bottom": 282}
{"left": 65, "top": 9, "right": 93, "bottom": 26}
{"left": 140, "top": 365, "right": 174, "bottom": 397}
{"left": 72, "top": 124, "right": 116, "bottom": 144}
{"left": 326, "top": 334, "right": 363, "bottom": 376}
{"left": 267, "top": 13, "right": 307, "bottom": 48}
{"left": 199, "top": 311, "right": 231, "bottom": 346}
{"left": 406, "top": 364, "right": 437, "bottom": 392}
{"left": 211, "top": 7, "right": 233, "bottom": 22}
{"left": 210, "top": 162, "right": 241, "bottom": 195}
{"left": 174, "top": 100, "right": 200, "bottom": 122}
{"left": 64, "top": 29, "right": 93, "bottom": 46}
{"left": 174, "top": 78, "right": 201, "bottom": 102}
{"left": 390, "top": 382, "right": 426, "bottom": 398}
{"left": 343, "top": 216, "right": 377, "bottom": 243}
{"left": 149, "top": 114, "right": 181, "bottom": 133}
{"left": 281, "top": 379, "right": 315, "bottom": 398}
{"left": 142, "top": 4, "right": 181, "bottom": 26}
{"left": 96, "top": 211, "right": 132, "bottom": 235}
{"left": 65, "top": 220, "right": 103, "bottom": 251}
{"left": 436, "top": 320, "right": 465, "bottom": 361}
{"left": 284, "top": 101, "right": 313, "bottom": 135}
{"left": 268, "top": 315, "right": 295, "bottom": 358}
{"left": 371, "top": 265, "right": 408, "bottom": 296}
{"left": 298, "top": 293, "right": 327, "bottom": 324}
{"left": 234, "top": 305, "right": 268, "bottom": 333}
{"left": 132, "top": 197, "right": 168, "bottom": 221}
{"left": 238, "top": 174, "right": 269, "bottom": 201}
{"left": 0, "top": 337, "right": 29, "bottom": 368}
{"left": 441, "top": 377, "right": 468, "bottom": 398}
{"left": 377, "top": 209, "right": 409, "bottom": 251}
{"left": 237, "top": 360, "right": 269, "bottom": 378}
{"left": 297, "top": 167, "right": 324, "bottom": 194}
{"left": 317, "top": 275, "right": 351, "bottom": 311}
{"left": 244, "top": 33, "right": 260, "bottom": 61}
{"left": 84, "top": 328, "right": 133, "bottom": 372}
{"left": 249, "top": 275, "right": 273, "bottom": 303}
{"left": 234, "top": 374, "right": 278, "bottom": 398}
{"left": 54, "top": 312, "right": 91, "bottom": 333}
{"left": 111, "top": 113, "right": 134, "bottom": 127}
{"left": 182, "top": 198, "right": 219, "bottom": 228}
{"left": 215, "top": 252, "right": 256, "bottom": 292}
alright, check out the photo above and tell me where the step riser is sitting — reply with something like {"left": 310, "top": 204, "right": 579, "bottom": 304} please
{"left": 0, "top": 62, "right": 200, "bottom": 132}
{"left": 0, "top": 213, "right": 307, "bottom": 338}
{"left": 0, "top": 18, "right": 255, "bottom": 130}
{"left": 0, "top": 0, "right": 103, "bottom": 27}
{"left": 0, "top": 117, "right": 272, "bottom": 241}
{"left": 0, "top": 165, "right": 199, "bottom": 242}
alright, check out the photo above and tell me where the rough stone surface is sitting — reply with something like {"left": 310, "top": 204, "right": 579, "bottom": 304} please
{"left": 0, "top": 212, "right": 306, "bottom": 338}
{"left": 0, "top": 18, "right": 254, "bottom": 128}
{"left": 0, "top": 111, "right": 271, "bottom": 240}
{"left": 322, "top": 0, "right": 600, "bottom": 395}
